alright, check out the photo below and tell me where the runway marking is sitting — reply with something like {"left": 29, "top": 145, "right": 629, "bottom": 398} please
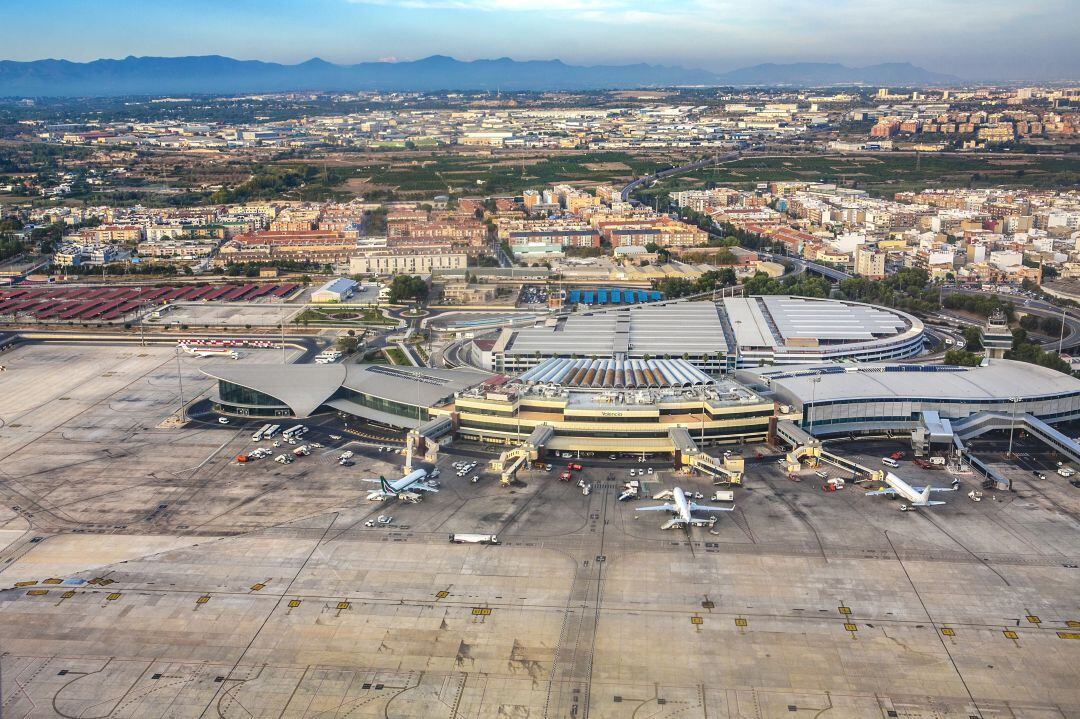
{"left": 288, "top": 599, "right": 301, "bottom": 608}
{"left": 14, "top": 580, "right": 36, "bottom": 587}
{"left": 250, "top": 583, "right": 265, "bottom": 591}
{"left": 690, "top": 615, "right": 703, "bottom": 626}
{"left": 1067, "top": 620, "right": 1080, "bottom": 628}
{"left": 844, "top": 623, "right": 857, "bottom": 632}
{"left": 1057, "top": 632, "right": 1080, "bottom": 639}
{"left": 1026, "top": 615, "right": 1041, "bottom": 625}
{"left": 336, "top": 601, "right": 351, "bottom": 610}
{"left": 471, "top": 607, "right": 492, "bottom": 616}
{"left": 1003, "top": 630, "right": 1018, "bottom": 639}
{"left": 106, "top": 592, "right": 121, "bottom": 601}
{"left": 838, "top": 605, "right": 851, "bottom": 615}
{"left": 735, "top": 618, "right": 747, "bottom": 627}
{"left": 196, "top": 595, "right": 210, "bottom": 604}
{"left": 42, "top": 577, "right": 62, "bottom": 584}
{"left": 26, "top": 589, "right": 47, "bottom": 596}
{"left": 941, "top": 628, "right": 955, "bottom": 636}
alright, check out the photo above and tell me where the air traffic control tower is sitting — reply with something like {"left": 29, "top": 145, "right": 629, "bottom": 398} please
{"left": 983, "top": 309, "right": 1013, "bottom": 359}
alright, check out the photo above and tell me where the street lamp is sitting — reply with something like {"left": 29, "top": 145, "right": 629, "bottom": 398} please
{"left": 1006, "top": 396, "right": 1020, "bottom": 458}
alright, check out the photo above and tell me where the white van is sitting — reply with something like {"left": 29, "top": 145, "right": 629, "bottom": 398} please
{"left": 881, "top": 457, "right": 899, "bottom": 468}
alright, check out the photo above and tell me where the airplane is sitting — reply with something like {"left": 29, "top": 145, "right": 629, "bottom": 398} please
{"left": 179, "top": 344, "right": 239, "bottom": 359}
{"left": 635, "top": 486, "right": 733, "bottom": 530}
{"left": 364, "top": 468, "right": 439, "bottom": 501}
{"left": 865, "top": 471, "right": 957, "bottom": 508}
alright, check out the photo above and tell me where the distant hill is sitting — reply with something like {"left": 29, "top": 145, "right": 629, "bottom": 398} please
{"left": 715, "top": 62, "right": 960, "bottom": 86}
{"left": 0, "top": 55, "right": 962, "bottom": 97}
{"left": 0, "top": 55, "right": 718, "bottom": 96}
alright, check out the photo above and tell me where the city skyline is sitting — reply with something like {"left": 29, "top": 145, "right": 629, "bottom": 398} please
{"left": 6, "top": 0, "right": 1080, "bottom": 82}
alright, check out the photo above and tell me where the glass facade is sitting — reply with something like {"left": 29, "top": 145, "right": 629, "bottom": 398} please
{"left": 334, "top": 387, "right": 429, "bottom": 422}
{"left": 218, "top": 381, "right": 289, "bottom": 408}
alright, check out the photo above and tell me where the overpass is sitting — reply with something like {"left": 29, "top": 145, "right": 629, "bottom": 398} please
{"left": 619, "top": 150, "right": 745, "bottom": 202}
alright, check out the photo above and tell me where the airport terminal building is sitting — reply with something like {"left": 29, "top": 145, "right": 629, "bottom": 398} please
{"left": 736, "top": 360, "right": 1080, "bottom": 437}
{"left": 452, "top": 357, "right": 775, "bottom": 452}
{"left": 483, "top": 296, "right": 925, "bottom": 374}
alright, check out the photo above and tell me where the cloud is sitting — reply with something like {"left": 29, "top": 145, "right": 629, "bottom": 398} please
{"left": 348, "top": 0, "right": 619, "bottom": 9}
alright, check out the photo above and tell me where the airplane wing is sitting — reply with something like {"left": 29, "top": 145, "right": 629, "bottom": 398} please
{"left": 688, "top": 503, "right": 734, "bottom": 513}
{"left": 412, "top": 482, "right": 440, "bottom": 493}
{"left": 865, "top": 488, "right": 898, "bottom": 496}
{"left": 911, "top": 486, "right": 957, "bottom": 493}
{"left": 635, "top": 503, "right": 676, "bottom": 512}
{"left": 661, "top": 517, "right": 686, "bottom": 530}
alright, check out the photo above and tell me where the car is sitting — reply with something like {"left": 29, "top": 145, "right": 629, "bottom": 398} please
{"left": 339, "top": 459, "right": 355, "bottom": 467}
{"left": 647, "top": 467, "right": 654, "bottom": 474}
{"left": 218, "top": 417, "right": 230, "bottom": 425}
{"left": 629, "top": 468, "right": 637, "bottom": 477}
{"left": 567, "top": 463, "right": 583, "bottom": 471}
{"left": 329, "top": 434, "right": 342, "bottom": 440}
{"left": 376, "top": 515, "right": 393, "bottom": 525}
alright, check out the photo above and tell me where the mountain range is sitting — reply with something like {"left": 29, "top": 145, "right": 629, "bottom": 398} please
{"left": 0, "top": 55, "right": 961, "bottom": 97}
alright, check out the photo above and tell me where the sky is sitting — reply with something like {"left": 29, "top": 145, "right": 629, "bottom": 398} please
{"left": 5, "top": 0, "right": 1079, "bottom": 80}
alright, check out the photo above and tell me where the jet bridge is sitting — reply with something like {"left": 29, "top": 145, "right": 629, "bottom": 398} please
{"left": 668, "top": 427, "right": 743, "bottom": 485}
{"left": 488, "top": 424, "right": 554, "bottom": 485}
{"left": 775, "top": 420, "right": 884, "bottom": 483}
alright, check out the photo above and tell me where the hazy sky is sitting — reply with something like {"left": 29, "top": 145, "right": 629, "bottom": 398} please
{"left": 6, "top": 0, "right": 1078, "bottom": 80}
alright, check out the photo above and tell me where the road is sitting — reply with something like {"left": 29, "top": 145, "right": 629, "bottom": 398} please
{"left": 619, "top": 150, "right": 743, "bottom": 202}
{"left": 941, "top": 286, "right": 1080, "bottom": 351}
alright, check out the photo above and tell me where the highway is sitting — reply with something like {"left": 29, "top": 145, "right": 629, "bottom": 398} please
{"left": 619, "top": 150, "right": 743, "bottom": 202}
{"left": 941, "top": 286, "right": 1080, "bottom": 351}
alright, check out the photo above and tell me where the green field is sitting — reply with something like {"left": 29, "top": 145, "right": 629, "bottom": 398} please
{"left": 355, "top": 151, "right": 684, "bottom": 198}
{"left": 639, "top": 152, "right": 1080, "bottom": 199}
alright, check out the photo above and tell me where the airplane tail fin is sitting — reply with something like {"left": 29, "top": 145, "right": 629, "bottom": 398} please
{"left": 380, "top": 475, "right": 396, "bottom": 494}
{"left": 919, "top": 485, "right": 933, "bottom": 505}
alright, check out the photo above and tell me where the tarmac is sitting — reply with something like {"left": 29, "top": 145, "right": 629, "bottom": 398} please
{"left": 0, "top": 343, "right": 1079, "bottom": 718}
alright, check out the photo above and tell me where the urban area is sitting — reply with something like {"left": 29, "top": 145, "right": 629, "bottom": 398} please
{"left": 1, "top": 78, "right": 1079, "bottom": 719}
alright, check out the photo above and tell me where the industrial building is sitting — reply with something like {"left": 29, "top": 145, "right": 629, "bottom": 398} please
{"left": 482, "top": 296, "right": 925, "bottom": 374}
{"left": 310, "top": 278, "right": 358, "bottom": 303}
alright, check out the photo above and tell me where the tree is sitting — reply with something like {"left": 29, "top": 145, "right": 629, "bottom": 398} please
{"left": 944, "top": 349, "right": 982, "bottom": 367}
{"left": 962, "top": 325, "right": 983, "bottom": 352}
{"left": 388, "top": 275, "right": 429, "bottom": 304}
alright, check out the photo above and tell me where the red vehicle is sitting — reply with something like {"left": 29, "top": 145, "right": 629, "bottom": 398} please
{"left": 821, "top": 483, "right": 836, "bottom": 492}
{"left": 567, "top": 463, "right": 583, "bottom": 471}
{"left": 889, "top": 451, "right": 905, "bottom": 460}
{"left": 559, "top": 471, "right": 573, "bottom": 481}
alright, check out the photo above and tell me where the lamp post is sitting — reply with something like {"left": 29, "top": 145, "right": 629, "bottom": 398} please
{"left": 1006, "top": 396, "right": 1020, "bottom": 458}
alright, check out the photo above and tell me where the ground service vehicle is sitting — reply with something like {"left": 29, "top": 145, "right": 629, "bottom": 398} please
{"left": 449, "top": 533, "right": 499, "bottom": 545}
{"left": 252, "top": 424, "right": 271, "bottom": 442}
{"left": 882, "top": 457, "right": 899, "bottom": 468}
{"left": 264, "top": 425, "right": 281, "bottom": 438}
{"left": 282, "top": 425, "right": 308, "bottom": 439}
{"left": 567, "top": 463, "right": 583, "bottom": 471}
{"left": 559, "top": 471, "right": 572, "bottom": 481}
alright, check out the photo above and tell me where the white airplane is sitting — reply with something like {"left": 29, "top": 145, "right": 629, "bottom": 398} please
{"left": 866, "top": 472, "right": 957, "bottom": 507}
{"left": 180, "top": 345, "right": 239, "bottom": 359}
{"left": 635, "top": 486, "right": 733, "bottom": 530}
{"left": 364, "top": 468, "right": 439, "bottom": 501}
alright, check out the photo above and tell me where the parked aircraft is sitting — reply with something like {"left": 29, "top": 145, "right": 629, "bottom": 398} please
{"left": 866, "top": 472, "right": 957, "bottom": 507}
{"left": 635, "top": 486, "right": 733, "bottom": 530}
{"left": 364, "top": 468, "right": 439, "bottom": 501}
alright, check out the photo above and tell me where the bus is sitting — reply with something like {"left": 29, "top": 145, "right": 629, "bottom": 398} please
{"left": 251, "top": 424, "right": 272, "bottom": 442}
{"left": 449, "top": 533, "right": 499, "bottom": 545}
{"left": 263, "top": 424, "right": 281, "bottom": 439}
{"left": 282, "top": 425, "right": 308, "bottom": 439}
